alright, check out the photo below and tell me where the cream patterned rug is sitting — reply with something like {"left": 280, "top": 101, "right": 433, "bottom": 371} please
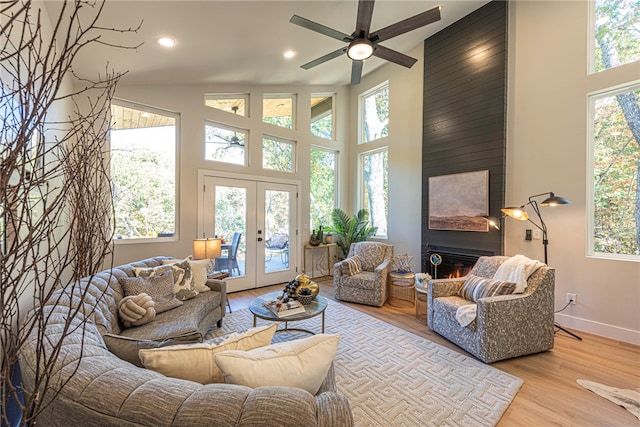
{"left": 207, "top": 301, "right": 523, "bottom": 426}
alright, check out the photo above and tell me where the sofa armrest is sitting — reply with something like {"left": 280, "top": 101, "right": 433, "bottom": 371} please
{"left": 428, "top": 278, "right": 464, "bottom": 299}
{"left": 205, "top": 279, "right": 227, "bottom": 320}
{"left": 333, "top": 260, "right": 345, "bottom": 278}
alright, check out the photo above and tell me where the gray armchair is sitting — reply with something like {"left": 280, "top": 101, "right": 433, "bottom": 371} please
{"left": 333, "top": 242, "right": 393, "bottom": 307}
{"left": 427, "top": 255, "right": 555, "bottom": 363}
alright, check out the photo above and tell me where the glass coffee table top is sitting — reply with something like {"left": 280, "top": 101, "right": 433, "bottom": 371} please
{"left": 249, "top": 291, "right": 328, "bottom": 334}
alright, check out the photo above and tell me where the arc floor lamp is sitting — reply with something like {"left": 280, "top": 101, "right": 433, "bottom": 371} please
{"left": 499, "top": 192, "right": 582, "bottom": 341}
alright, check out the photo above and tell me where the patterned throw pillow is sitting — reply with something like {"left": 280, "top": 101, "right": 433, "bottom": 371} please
{"left": 119, "top": 270, "right": 183, "bottom": 314}
{"left": 134, "top": 260, "right": 196, "bottom": 300}
{"left": 341, "top": 255, "right": 362, "bottom": 276}
{"left": 460, "top": 274, "right": 516, "bottom": 302}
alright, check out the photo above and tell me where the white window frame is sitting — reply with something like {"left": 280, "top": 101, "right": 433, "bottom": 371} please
{"left": 359, "top": 146, "right": 388, "bottom": 239}
{"left": 310, "top": 92, "right": 336, "bottom": 141}
{"left": 586, "top": 80, "right": 640, "bottom": 262}
{"left": 262, "top": 134, "right": 297, "bottom": 173}
{"left": 204, "top": 120, "right": 249, "bottom": 166}
{"left": 110, "top": 99, "right": 180, "bottom": 244}
{"left": 358, "top": 81, "right": 389, "bottom": 145}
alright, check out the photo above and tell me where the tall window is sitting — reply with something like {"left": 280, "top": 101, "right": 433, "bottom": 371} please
{"left": 361, "top": 148, "right": 388, "bottom": 237}
{"left": 310, "top": 147, "right": 337, "bottom": 229}
{"left": 262, "top": 135, "right": 295, "bottom": 172}
{"left": 110, "top": 101, "right": 178, "bottom": 240}
{"left": 263, "top": 94, "right": 295, "bottom": 129}
{"left": 588, "top": 83, "right": 640, "bottom": 258}
{"left": 591, "top": 0, "right": 640, "bottom": 74}
{"left": 205, "top": 121, "right": 247, "bottom": 166}
{"left": 360, "top": 82, "right": 389, "bottom": 144}
{"left": 311, "top": 93, "right": 335, "bottom": 140}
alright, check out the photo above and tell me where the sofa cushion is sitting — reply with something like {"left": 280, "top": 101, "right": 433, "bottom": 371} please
{"left": 119, "top": 270, "right": 183, "bottom": 313}
{"left": 352, "top": 242, "right": 386, "bottom": 271}
{"left": 103, "top": 333, "right": 201, "bottom": 367}
{"left": 214, "top": 334, "right": 340, "bottom": 395}
{"left": 341, "top": 255, "right": 362, "bottom": 276}
{"left": 139, "top": 324, "right": 277, "bottom": 383}
{"left": 134, "top": 259, "right": 197, "bottom": 300}
{"left": 460, "top": 274, "right": 516, "bottom": 302}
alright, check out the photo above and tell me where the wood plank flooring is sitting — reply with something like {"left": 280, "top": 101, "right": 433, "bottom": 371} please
{"left": 226, "top": 278, "right": 640, "bottom": 426}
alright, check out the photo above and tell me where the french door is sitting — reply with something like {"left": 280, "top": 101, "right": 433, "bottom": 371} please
{"left": 199, "top": 172, "right": 299, "bottom": 293}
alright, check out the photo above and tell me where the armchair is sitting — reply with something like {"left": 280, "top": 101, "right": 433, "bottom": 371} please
{"left": 427, "top": 255, "right": 555, "bottom": 363}
{"left": 333, "top": 242, "right": 393, "bottom": 307}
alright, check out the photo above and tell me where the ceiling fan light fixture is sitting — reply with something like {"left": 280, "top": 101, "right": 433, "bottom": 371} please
{"left": 347, "top": 39, "right": 374, "bottom": 61}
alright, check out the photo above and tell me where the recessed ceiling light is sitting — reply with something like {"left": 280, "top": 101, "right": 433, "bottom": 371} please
{"left": 283, "top": 50, "right": 296, "bottom": 59}
{"left": 158, "top": 37, "right": 176, "bottom": 48}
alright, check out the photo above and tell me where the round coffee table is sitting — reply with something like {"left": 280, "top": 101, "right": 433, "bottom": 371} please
{"left": 249, "top": 291, "right": 328, "bottom": 334}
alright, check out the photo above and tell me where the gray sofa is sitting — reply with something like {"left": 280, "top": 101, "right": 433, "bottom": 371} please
{"left": 427, "top": 255, "right": 555, "bottom": 363}
{"left": 19, "top": 256, "right": 353, "bottom": 426}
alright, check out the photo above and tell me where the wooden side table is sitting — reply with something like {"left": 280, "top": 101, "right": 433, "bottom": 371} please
{"left": 387, "top": 272, "right": 415, "bottom": 308}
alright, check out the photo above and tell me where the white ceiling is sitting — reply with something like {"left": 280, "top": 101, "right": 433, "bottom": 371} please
{"left": 55, "top": 0, "right": 490, "bottom": 87}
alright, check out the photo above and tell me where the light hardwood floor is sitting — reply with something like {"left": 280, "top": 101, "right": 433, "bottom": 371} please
{"left": 226, "top": 278, "right": 640, "bottom": 426}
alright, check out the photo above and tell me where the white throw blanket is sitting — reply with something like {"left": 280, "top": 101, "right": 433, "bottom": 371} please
{"left": 492, "top": 254, "right": 545, "bottom": 293}
{"left": 455, "top": 255, "right": 545, "bottom": 327}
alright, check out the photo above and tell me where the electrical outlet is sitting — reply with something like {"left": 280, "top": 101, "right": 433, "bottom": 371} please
{"left": 566, "top": 293, "right": 577, "bottom": 305}
{"left": 532, "top": 229, "right": 542, "bottom": 240}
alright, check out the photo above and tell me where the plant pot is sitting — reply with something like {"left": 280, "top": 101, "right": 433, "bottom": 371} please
{"left": 298, "top": 294, "right": 313, "bottom": 305}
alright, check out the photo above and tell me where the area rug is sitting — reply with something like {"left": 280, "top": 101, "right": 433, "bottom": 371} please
{"left": 577, "top": 379, "right": 640, "bottom": 420}
{"left": 207, "top": 301, "right": 523, "bottom": 426}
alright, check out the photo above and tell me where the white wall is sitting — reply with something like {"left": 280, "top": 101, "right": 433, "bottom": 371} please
{"left": 111, "top": 84, "right": 349, "bottom": 267}
{"left": 506, "top": 1, "right": 640, "bottom": 344}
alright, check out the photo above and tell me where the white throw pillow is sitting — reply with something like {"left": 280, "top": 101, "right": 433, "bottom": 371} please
{"left": 214, "top": 334, "right": 340, "bottom": 395}
{"left": 163, "top": 257, "right": 211, "bottom": 293}
{"left": 138, "top": 324, "right": 277, "bottom": 383}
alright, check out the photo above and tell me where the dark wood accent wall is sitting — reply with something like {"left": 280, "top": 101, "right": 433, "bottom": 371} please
{"left": 421, "top": 1, "right": 507, "bottom": 270}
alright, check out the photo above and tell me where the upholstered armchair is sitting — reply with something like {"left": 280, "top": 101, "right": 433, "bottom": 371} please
{"left": 427, "top": 255, "right": 555, "bottom": 363}
{"left": 333, "top": 242, "right": 394, "bottom": 307}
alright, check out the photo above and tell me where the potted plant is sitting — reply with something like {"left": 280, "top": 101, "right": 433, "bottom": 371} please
{"left": 324, "top": 208, "right": 378, "bottom": 260}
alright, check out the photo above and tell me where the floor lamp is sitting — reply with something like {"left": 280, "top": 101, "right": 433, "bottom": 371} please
{"left": 501, "top": 192, "right": 582, "bottom": 341}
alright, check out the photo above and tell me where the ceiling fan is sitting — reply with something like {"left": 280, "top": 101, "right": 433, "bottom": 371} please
{"left": 290, "top": 0, "right": 442, "bottom": 85}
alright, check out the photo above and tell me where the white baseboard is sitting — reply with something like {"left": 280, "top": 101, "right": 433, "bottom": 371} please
{"left": 555, "top": 313, "right": 640, "bottom": 346}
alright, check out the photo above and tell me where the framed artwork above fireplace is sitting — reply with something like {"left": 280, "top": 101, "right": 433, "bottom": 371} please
{"left": 428, "top": 170, "right": 489, "bottom": 232}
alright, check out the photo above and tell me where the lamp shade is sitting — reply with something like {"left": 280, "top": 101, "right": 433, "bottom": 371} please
{"left": 205, "top": 238, "right": 222, "bottom": 259}
{"left": 347, "top": 39, "right": 374, "bottom": 60}
{"left": 540, "top": 193, "right": 570, "bottom": 206}
{"left": 193, "top": 239, "right": 207, "bottom": 260}
{"left": 501, "top": 206, "right": 529, "bottom": 220}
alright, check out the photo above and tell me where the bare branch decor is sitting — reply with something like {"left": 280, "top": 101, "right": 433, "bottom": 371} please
{"left": 1, "top": 1, "right": 140, "bottom": 425}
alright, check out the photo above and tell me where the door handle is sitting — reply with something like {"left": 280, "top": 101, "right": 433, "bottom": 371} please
{"left": 257, "top": 237, "right": 263, "bottom": 242}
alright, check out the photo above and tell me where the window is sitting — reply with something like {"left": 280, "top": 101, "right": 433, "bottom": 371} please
{"left": 205, "top": 121, "right": 247, "bottom": 166}
{"left": 263, "top": 94, "right": 295, "bottom": 129}
{"left": 262, "top": 135, "right": 295, "bottom": 172}
{"left": 310, "top": 147, "right": 337, "bottom": 230}
{"left": 588, "top": 82, "right": 640, "bottom": 259}
{"left": 360, "top": 82, "right": 389, "bottom": 144}
{"left": 591, "top": 0, "right": 640, "bottom": 74}
{"left": 311, "top": 93, "right": 335, "bottom": 140}
{"left": 110, "top": 101, "right": 178, "bottom": 240}
{"left": 361, "top": 148, "right": 388, "bottom": 237}
{"left": 204, "top": 94, "right": 249, "bottom": 117}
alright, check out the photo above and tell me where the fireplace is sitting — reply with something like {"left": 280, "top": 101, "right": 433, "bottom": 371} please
{"left": 424, "top": 245, "right": 494, "bottom": 279}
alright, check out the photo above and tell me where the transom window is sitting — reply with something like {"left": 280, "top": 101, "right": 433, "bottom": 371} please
{"left": 263, "top": 94, "right": 295, "bottom": 129}
{"left": 311, "top": 93, "right": 335, "bottom": 140}
{"left": 262, "top": 135, "right": 295, "bottom": 172}
{"left": 590, "top": 0, "right": 640, "bottom": 74}
{"left": 205, "top": 121, "right": 247, "bottom": 166}
{"left": 204, "top": 93, "right": 249, "bottom": 117}
{"left": 110, "top": 101, "right": 178, "bottom": 241}
{"left": 360, "top": 82, "right": 389, "bottom": 144}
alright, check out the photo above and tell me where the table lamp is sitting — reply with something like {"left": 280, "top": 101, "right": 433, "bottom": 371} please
{"left": 193, "top": 238, "right": 222, "bottom": 273}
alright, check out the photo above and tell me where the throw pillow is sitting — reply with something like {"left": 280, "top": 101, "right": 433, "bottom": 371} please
{"left": 341, "top": 255, "right": 362, "bottom": 276}
{"left": 460, "top": 274, "right": 516, "bottom": 302}
{"left": 103, "top": 333, "right": 201, "bottom": 367}
{"left": 162, "top": 257, "right": 210, "bottom": 293}
{"left": 139, "top": 324, "right": 277, "bottom": 384}
{"left": 118, "top": 293, "right": 156, "bottom": 328}
{"left": 119, "top": 270, "right": 183, "bottom": 314}
{"left": 213, "top": 334, "right": 340, "bottom": 395}
{"left": 135, "top": 260, "right": 197, "bottom": 300}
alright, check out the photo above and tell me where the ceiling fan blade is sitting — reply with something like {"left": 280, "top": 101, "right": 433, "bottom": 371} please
{"left": 290, "top": 15, "right": 352, "bottom": 42}
{"left": 373, "top": 45, "right": 418, "bottom": 68}
{"left": 355, "top": 0, "right": 375, "bottom": 37}
{"left": 301, "top": 47, "right": 348, "bottom": 70}
{"left": 351, "top": 60, "right": 363, "bottom": 85}
{"left": 369, "top": 6, "right": 441, "bottom": 43}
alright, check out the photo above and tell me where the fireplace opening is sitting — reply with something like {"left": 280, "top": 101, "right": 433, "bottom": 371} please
{"left": 424, "top": 245, "right": 494, "bottom": 279}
